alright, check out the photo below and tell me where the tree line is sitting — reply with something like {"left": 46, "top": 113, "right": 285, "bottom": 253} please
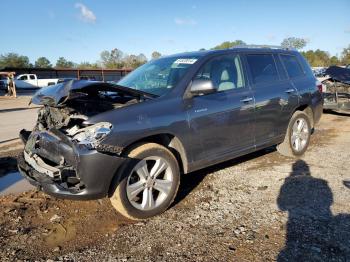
{"left": 0, "top": 38, "right": 349, "bottom": 69}
{"left": 209, "top": 37, "right": 350, "bottom": 67}
{"left": 0, "top": 50, "right": 162, "bottom": 70}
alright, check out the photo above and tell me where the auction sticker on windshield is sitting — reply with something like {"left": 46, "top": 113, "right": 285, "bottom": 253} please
{"left": 174, "top": 59, "right": 197, "bottom": 64}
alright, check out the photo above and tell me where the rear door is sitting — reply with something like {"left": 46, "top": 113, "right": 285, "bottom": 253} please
{"left": 244, "top": 53, "right": 298, "bottom": 146}
{"left": 278, "top": 54, "right": 307, "bottom": 134}
{"left": 186, "top": 53, "right": 255, "bottom": 163}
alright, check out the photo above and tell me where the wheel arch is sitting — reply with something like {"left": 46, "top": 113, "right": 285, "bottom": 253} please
{"left": 121, "top": 133, "right": 189, "bottom": 174}
{"left": 279, "top": 104, "right": 315, "bottom": 143}
{"left": 293, "top": 104, "right": 314, "bottom": 129}
{"left": 107, "top": 133, "right": 188, "bottom": 198}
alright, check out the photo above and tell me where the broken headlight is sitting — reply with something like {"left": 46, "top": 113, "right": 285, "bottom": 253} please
{"left": 69, "top": 122, "right": 113, "bottom": 148}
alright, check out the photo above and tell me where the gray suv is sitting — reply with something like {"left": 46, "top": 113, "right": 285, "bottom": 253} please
{"left": 18, "top": 46, "right": 323, "bottom": 219}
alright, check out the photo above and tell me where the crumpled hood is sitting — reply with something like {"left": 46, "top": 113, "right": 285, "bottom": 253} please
{"left": 325, "top": 66, "right": 350, "bottom": 85}
{"left": 30, "top": 80, "right": 156, "bottom": 107}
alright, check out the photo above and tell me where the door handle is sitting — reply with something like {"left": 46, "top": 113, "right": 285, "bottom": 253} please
{"left": 240, "top": 97, "right": 253, "bottom": 103}
{"left": 285, "top": 88, "right": 296, "bottom": 94}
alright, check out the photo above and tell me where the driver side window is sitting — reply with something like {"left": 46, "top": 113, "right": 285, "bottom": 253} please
{"left": 195, "top": 54, "right": 245, "bottom": 92}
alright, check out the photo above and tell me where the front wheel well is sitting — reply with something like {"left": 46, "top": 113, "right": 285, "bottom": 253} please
{"left": 120, "top": 134, "right": 188, "bottom": 174}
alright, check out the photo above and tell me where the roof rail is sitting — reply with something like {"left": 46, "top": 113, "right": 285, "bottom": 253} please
{"left": 231, "top": 44, "right": 296, "bottom": 51}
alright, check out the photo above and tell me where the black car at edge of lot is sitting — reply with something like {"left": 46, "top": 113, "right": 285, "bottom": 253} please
{"left": 18, "top": 46, "right": 323, "bottom": 220}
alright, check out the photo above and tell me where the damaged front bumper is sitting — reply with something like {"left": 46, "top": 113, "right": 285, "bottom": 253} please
{"left": 18, "top": 129, "right": 125, "bottom": 200}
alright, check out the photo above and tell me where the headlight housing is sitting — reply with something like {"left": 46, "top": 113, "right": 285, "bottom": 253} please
{"left": 70, "top": 122, "right": 112, "bottom": 148}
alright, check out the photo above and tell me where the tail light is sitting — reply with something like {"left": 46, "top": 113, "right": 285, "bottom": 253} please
{"left": 316, "top": 80, "right": 323, "bottom": 93}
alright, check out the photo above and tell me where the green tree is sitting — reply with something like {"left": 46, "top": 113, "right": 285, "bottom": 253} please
{"left": 341, "top": 45, "right": 350, "bottom": 65}
{"left": 151, "top": 51, "right": 162, "bottom": 60}
{"left": 124, "top": 53, "right": 147, "bottom": 69}
{"left": 281, "top": 37, "right": 307, "bottom": 50}
{"left": 300, "top": 49, "right": 339, "bottom": 67}
{"left": 35, "top": 57, "right": 52, "bottom": 68}
{"left": 100, "top": 48, "right": 125, "bottom": 68}
{"left": 212, "top": 40, "right": 246, "bottom": 50}
{"left": 136, "top": 54, "right": 147, "bottom": 67}
{"left": 77, "top": 61, "right": 100, "bottom": 69}
{"left": 330, "top": 56, "right": 340, "bottom": 66}
{"left": 0, "top": 53, "right": 30, "bottom": 68}
{"left": 55, "top": 57, "right": 75, "bottom": 68}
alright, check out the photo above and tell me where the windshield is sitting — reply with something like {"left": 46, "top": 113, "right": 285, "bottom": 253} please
{"left": 117, "top": 56, "right": 200, "bottom": 96}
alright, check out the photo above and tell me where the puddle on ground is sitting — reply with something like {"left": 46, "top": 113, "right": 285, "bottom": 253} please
{"left": 45, "top": 219, "right": 77, "bottom": 248}
{"left": 0, "top": 171, "right": 34, "bottom": 196}
{"left": 44, "top": 218, "right": 119, "bottom": 248}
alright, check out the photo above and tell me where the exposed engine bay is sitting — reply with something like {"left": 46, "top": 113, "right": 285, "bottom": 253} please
{"left": 32, "top": 80, "right": 152, "bottom": 131}
{"left": 36, "top": 94, "right": 138, "bottom": 130}
{"left": 322, "top": 66, "right": 350, "bottom": 112}
{"left": 29, "top": 80, "right": 157, "bottom": 149}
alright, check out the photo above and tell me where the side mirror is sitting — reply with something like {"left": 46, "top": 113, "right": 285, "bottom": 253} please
{"left": 190, "top": 79, "right": 216, "bottom": 96}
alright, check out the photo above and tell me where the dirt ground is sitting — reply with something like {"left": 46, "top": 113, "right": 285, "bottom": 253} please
{"left": 0, "top": 112, "right": 350, "bottom": 261}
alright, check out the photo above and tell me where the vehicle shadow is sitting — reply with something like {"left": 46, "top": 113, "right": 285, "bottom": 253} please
{"left": 323, "top": 109, "right": 350, "bottom": 117}
{"left": 0, "top": 156, "right": 18, "bottom": 177}
{"left": 0, "top": 156, "right": 24, "bottom": 194}
{"left": 277, "top": 160, "right": 350, "bottom": 261}
{"left": 343, "top": 180, "right": 350, "bottom": 189}
{"left": 172, "top": 146, "right": 276, "bottom": 206}
{"left": 0, "top": 107, "right": 37, "bottom": 113}
{"left": 0, "top": 89, "right": 36, "bottom": 97}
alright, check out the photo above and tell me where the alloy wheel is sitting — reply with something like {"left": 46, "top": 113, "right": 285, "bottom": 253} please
{"left": 126, "top": 157, "right": 174, "bottom": 211}
{"left": 291, "top": 118, "right": 309, "bottom": 152}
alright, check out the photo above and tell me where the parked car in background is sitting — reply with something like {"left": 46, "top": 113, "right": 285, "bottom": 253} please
{"left": 8, "top": 74, "right": 59, "bottom": 89}
{"left": 0, "top": 75, "right": 6, "bottom": 89}
{"left": 321, "top": 66, "right": 350, "bottom": 112}
{"left": 312, "top": 67, "right": 327, "bottom": 77}
{"left": 19, "top": 46, "right": 323, "bottom": 220}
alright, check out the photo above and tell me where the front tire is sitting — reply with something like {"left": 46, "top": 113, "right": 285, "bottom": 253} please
{"left": 110, "top": 143, "right": 180, "bottom": 220}
{"left": 277, "top": 111, "right": 311, "bottom": 157}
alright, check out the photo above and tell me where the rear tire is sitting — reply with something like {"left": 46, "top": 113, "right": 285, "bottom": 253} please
{"left": 110, "top": 143, "right": 180, "bottom": 220}
{"left": 277, "top": 111, "right": 311, "bottom": 157}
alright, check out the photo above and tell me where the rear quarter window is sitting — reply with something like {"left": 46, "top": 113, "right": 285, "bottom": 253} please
{"left": 246, "top": 54, "right": 279, "bottom": 84}
{"left": 296, "top": 54, "right": 314, "bottom": 77}
{"left": 280, "top": 54, "right": 305, "bottom": 78}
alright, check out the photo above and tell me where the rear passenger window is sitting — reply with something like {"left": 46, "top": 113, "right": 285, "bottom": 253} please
{"left": 246, "top": 54, "right": 279, "bottom": 84}
{"left": 195, "top": 54, "right": 245, "bottom": 92}
{"left": 280, "top": 55, "right": 304, "bottom": 78}
{"left": 29, "top": 75, "right": 35, "bottom": 80}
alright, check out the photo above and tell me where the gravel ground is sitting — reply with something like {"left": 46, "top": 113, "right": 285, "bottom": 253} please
{"left": 0, "top": 112, "right": 350, "bottom": 261}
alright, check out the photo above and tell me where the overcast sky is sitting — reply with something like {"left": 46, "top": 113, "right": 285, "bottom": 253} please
{"left": 0, "top": 0, "right": 349, "bottom": 64}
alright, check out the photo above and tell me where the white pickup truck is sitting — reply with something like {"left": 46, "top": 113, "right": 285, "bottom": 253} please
{"left": 2, "top": 74, "right": 59, "bottom": 89}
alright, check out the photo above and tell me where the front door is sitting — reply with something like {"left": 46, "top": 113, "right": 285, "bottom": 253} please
{"left": 186, "top": 54, "right": 255, "bottom": 164}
